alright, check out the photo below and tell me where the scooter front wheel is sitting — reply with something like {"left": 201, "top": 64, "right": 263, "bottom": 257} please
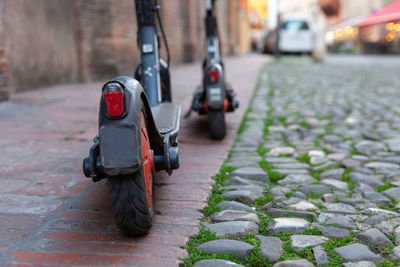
{"left": 208, "top": 110, "right": 226, "bottom": 140}
{"left": 107, "top": 112, "right": 155, "bottom": 236}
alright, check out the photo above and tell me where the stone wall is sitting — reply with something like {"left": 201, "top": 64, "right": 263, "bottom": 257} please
{"left": 0, "top": 0, "right": 8, "bottom": 101}
{"left": 161, "top": 0, "right": 240, "bottom": 63}
{"left": 2, "top": 0, "right": 79, "bottom": 93}
{"left": 160, "top": 0, "right": 186, "bottom": 64}
{"left": 0, "top": 0, "right": 245, "bottom": 101}
{"left": 177, "top": 0, "right": 204, "bottom": 62}
{"left": 216, "top": 0, "right": 236, "bottom": 55}
{"left": 76, "top": 0, "right": 139, "bottom": 82}
{"left": 72, "top": 0, "right": 243, "bottom": 81}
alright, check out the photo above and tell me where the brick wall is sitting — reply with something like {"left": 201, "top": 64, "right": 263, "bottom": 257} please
{"left": 161, "top": 0, "right": 241, "bottom": 63}
{"left": 214, "top": 0, "right": 240, "bottom": 56}
{"left": 76, "top": 0, "right": 139, "bottom": 82}
{"left": 3, "top": 0, "right": 79, "bottom": 93}
{"left": 160, "top": 0, "right": 186, "bottom": 64}
{"left": 0, "top": 0, "right": 9, "bottom": 101}
{"left": 180, "top": 0, "right": 201, "bottom": 62}
{"left": 0, "top": 0, "right": 244, "bottom": 101}
{"left": 0, "top": 45, "right": 8, "bottom": 101}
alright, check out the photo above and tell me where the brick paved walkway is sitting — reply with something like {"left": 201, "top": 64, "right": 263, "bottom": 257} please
{"left": 0, "top": 54, "right": 268, "bottom": 266}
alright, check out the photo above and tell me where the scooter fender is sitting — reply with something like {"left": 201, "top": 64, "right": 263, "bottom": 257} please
{"left": 205, "top": 63, "right": 226, "bottom": 110}
{"left": 98, "top": 76, "right": 160, "bottom": 176}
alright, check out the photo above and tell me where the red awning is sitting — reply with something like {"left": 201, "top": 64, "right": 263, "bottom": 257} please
{"left": 358, "top": 0, "right": 400, "bottom": 27}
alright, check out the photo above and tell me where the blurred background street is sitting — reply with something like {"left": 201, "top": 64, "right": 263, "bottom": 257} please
{"left": 1, "top": 0, "right": 399, "bottom": 102}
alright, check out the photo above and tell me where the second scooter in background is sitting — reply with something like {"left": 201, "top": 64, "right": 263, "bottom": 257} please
{"left": 188, "top": 0, "right": 239, "bottom": 140}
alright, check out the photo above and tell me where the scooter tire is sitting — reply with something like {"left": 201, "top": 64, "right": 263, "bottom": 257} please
{"left": 107, "top": 111, "right": 154, "bottom": 236}
{"left": 107, "top": 170, "right": 153, "bottom": 236}
{"left": 208, "top": 110, "right": 226, "bottom": 140}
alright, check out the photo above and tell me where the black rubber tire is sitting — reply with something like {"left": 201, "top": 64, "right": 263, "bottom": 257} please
{"left": 208, "top": 110, "right": 226, "bottom": 140}
{"left": 107, "top": 168, "right": 154, "bottom": 236}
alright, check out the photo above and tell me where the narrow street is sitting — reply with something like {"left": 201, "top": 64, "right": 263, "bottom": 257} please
{"left": 188, "top": 55, "right": 400, "bottom": 266}
{"left": 0, "top": 54, "right": 267, "bottom": 266}
{"left": 2, "top": 54, "right": 400, "bottom": 266}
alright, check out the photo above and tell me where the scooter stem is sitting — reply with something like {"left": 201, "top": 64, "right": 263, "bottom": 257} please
{"left": 135, "top": 0, "right": 162, "bottom": 106}
{"left": 139, "top": 26, "right": 162, "bottom": 106}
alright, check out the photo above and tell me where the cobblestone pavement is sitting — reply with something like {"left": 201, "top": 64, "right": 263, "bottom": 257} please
{"left": 189, "top": 55, "right": 400, "bottom": 266}
{"left": 0, "top": 54, "right": 268, "bottom": 266}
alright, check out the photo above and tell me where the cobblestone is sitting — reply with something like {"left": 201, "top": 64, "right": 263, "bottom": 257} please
{"left": 216, "top": 201, "right": 254, "bottom": 212}
{"left": 273, "top": 259, "right": 314, "bottom": 267}
{"left": 350, "top": 172, "right": 385, "bottom": 187}
{"left": 198, "top": 240, "right": 254, "bottom": 259}
{"left": 320, "top": 168, "right": 345, "bottom": 180}
{"left": 362, "top": 191, "right": 392, "bottom": 206}
{"left": 277, "top": 174, "right": 316, "bottom": 187}
{"left": 299, "top": 184, "right": 331, "bottom": 195}
{"left": 315, "top": 225, "right": 350, "bottom": 239}
{"left": 256, "top": 235, "right": 283, "bottom": 262}
{"left": 211, "top": 210, "right": 259, "bottom": 223}
{"left": 325, "top": 215, "right": 355, "bottom": 229}
{"left": 288, "top": 201, "right": 318, "bottom": 211}
{"left": 312, "top": 246, "right": 329, "bottom": 266}
{"left": 290, "top": 235, "right": 329, "bottom": 251}
{"left": 189, "top": 56, "right": 400, "bottom": 266}
{"left": 222, "top": 190, "right": 262, "bottom": 204}
{"left": 193, "top": 259, "right": 245, "bottom": 267}
{"left": 357, "top": 228, "right": 394, "bottom": 251}
{"left": 382, "top": 187, "right": 400, "bottom": 202}
{"left": 205, "top": 221, "right": 258, "bottom": 238}
{"left": 230, "top": 167, "right": 269, "bottom": 182}
{"left": 268, "top": 218, "right": 310, "bottom": 234}
{"left": 264, "top": 208, "right": 317, "bottom": 220}
{"left": 342, "top": 262, "right": 377, "bottom": 267}
{"left": 389, "top": 246, "right": 400, "bottom": 261}
{"left": 334, "top": 243, "right": 382, "bottom": 262}
{"left": 320, "top": 179, "right": 348, "bottom": 191}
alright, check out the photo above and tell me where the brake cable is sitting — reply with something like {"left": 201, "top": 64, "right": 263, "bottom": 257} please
{"left": 154, "top": 0, "right": 171, "bottom": 66}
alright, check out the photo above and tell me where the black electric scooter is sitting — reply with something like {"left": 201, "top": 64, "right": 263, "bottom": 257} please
{"left": 188, "top": 0, "right": 238, "bottom": 140}
{"left": 83, "top": 0, "right": 180, "bottom": 236}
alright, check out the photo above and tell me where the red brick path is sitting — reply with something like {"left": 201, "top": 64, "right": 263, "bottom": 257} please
{"left": 0, "top": 55, "right": 268, "bottom": 266}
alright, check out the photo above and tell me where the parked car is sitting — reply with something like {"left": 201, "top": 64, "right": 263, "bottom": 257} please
{"left": 262, "top": 15, "right": 314, "bottom": 55}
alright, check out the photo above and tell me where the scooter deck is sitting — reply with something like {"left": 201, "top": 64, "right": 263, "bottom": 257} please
{"left": 151, "top": 103, "right": 181, "bottom": 137}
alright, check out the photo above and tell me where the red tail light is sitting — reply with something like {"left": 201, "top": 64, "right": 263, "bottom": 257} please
{"left": 209, "top": 70, "right": 219, "bottom": 83}
{"left": 103, "top": 82, "right": 124, "bottom": 118}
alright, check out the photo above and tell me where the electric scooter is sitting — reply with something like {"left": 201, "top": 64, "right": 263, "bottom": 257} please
{"left": 188, "top": 0, "right": 239, "bottom": 140}
{"left": 83, "top": 0, "right": 180, "bottom": 236}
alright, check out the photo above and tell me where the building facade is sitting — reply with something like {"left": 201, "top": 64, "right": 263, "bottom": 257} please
{"left": 322, "top": 0, "right": 398, "bottom": 54}
{"left": 0, "top": 0, "right": 248, "bottom": 102}
{"left": 343, "top": 0, "right": 396, "bottom": 20}
{"left": 0, "top": 1, "right": 8, "bottom": 101}
{"left": 321, "top": 0, "right": 397, "bottom": 26}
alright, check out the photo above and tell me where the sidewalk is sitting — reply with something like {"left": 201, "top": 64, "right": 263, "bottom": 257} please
{"left": 0, "top": 54, "right": 268, "bottom": 266}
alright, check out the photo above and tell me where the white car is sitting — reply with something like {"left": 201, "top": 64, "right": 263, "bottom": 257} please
{"left": 279, "top": 17, "right": 313, "bottom": 54}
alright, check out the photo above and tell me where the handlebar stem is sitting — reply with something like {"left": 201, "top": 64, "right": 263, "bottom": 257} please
{"left": 135, "top": 0, "right": 156, "bottom": 27}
